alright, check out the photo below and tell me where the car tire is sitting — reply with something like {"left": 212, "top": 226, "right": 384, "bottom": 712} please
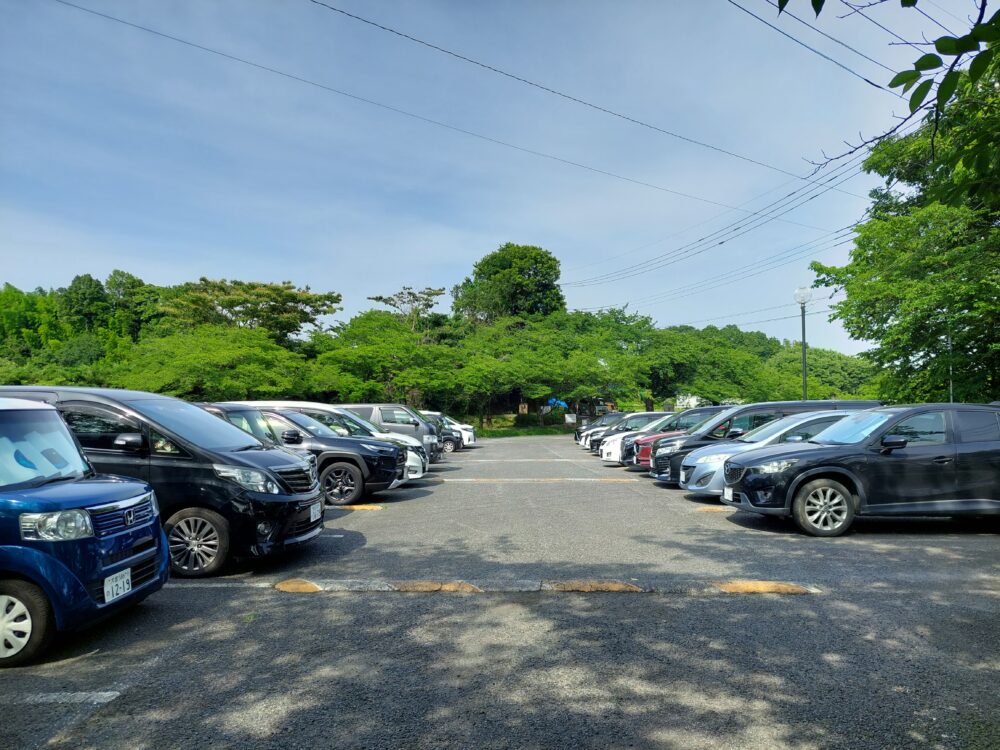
{"left": 321, "top": 462, "right": 364, "bottom": 506}
{"left": 165, "top": 508, "right": 231, "bottom": 577}
{"left": 442, "top": 439, "right": 457, "bottom": 453}
{"left": 0, "top": 579, "right": 54, "bottom": 668}
{"left": 792, "top": 478, "right": 855, "bottom": 537}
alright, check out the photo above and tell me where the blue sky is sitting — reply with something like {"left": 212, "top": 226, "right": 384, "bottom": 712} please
{"left": 0, "top": 0, "right": 973, "bottom": 352}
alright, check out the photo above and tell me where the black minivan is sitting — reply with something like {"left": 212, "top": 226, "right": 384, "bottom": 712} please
{"left": 0, "top": 387, "right": 324, "bottom": 577}
{"left": 650, "top": 400, "right": 881, "bottom": 483}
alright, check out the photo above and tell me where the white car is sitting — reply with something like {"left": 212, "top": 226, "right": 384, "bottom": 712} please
{"left": 422, "top": 411, "right": 476, "bottom": 447}
{"left": 232, "top": 400, "right": 428, "bottom": 480}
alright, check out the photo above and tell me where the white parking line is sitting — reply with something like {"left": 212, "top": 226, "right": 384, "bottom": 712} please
{"left": 9, "top": 692, "right": 120, "bottom": 705}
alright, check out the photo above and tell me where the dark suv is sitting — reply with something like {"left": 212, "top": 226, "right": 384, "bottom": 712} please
{"left": 0, "top": 387, "right": 323, "bottom": 577}
{"left": 721, "top": 404, "right": 1000, "bottom": 536}
{"left": 650, "top": 400, "right": 880, "bottom": 483}
{"left": 256, "top": 407, "right": 406, "bottom": 506}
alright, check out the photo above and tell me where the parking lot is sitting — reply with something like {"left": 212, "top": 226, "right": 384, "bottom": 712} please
{"left": 3, "top": 435, "right": 999, "bottom": 749}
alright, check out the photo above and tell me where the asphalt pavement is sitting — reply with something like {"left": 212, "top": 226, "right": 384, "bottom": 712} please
{"left": 2, "top": 436, "right": 998, "bottom": 749}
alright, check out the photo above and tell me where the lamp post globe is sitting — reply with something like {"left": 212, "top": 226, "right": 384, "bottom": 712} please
{"left": 793, "top": 287, "right": 813, "bottom": 305}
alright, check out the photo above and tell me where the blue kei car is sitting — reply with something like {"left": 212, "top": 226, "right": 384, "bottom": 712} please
{"left": 0, "top": 398, "right": 168, "bottom": 667}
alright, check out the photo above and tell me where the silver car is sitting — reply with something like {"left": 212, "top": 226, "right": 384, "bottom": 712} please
{"left": 678, "top": 411, "right": 849, "bottom": 496}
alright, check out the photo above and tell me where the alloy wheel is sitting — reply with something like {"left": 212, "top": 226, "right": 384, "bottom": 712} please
{"left": 324, "top": 468, "right": 357, "bottom": 502}
{"left": 0, "top": 594, "right": 32, "bottom": 659}
{"left": 803, "top": 487, "right": 849, "bottom": 532}
{"left": 168, "top": 517, "right": 221, "bottom": 573}
{"left": 443, "top": 440, "right": 456, "bottom": 453}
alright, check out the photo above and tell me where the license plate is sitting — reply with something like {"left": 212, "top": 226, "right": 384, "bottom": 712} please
{"left": 723, "top": 487, "right": 733, "bottom": 502}
{"left": 103, "top": 568, "right": 132, "bottom": 603}
{"left": 310, "top": 502, "right": 322, "bottom": 522}
{"left": 681, "top": 471, "right": 689, "bottom": 483}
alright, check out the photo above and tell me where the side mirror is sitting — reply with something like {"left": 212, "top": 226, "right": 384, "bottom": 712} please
{"left": 784, "top": 435, "right": 804, "bottom": 443}
{"left": 725, "top": 428, "right": 746, "bottom": 439}
{"left": 880, "top": 434, "right": 907, "bottom": 452}
{"left": 333, "top": 426, "right": 349, "bottom": 437}
{"left": 409, "top": 418, "right": 420, "bottom": 426}
{"left": 282, "top": 429, "right": 304, "bottom": 445}
{"left": 113, "top": 433, "right": 144, "bottom": 452}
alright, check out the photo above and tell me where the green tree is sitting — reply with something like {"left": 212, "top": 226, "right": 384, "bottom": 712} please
{"left": 59, "top": 274, "right": 110, "bottom": 333}
{"left": 452, "top": 243, "right": 566, "bottom": 322}
{"left": 368, "top": 286, "right": 446, "bottom": 332}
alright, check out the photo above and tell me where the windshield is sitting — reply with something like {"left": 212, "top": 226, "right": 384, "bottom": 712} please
{"left": 639, "top": 414, "right": 675, "bottom": 433}
{"left": 738, "top": 416, "right": 800, "bottom": 443}
{"left": 281, "top": 410, "right": 341, "bottom": 438}
{"left": 305, "top": 409, "right": 371, "bottom": 437}
{"left": 221, "top": 409, "right": 281, "bottom": 444}
{"left": 812, "top": 411, "right": 892, "bottom": 445}
{"left": 0, "top": 409, "right": 91, "bottom": 490}
{"left": 130, "top": 399, "right": 261, "bottom": 451}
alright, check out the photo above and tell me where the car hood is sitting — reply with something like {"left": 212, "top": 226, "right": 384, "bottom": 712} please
{"left": 221, "top": 446, "right": 318, "bottom": 470}
{"left": 636, "top": 430, "right": 685, "bottom": 446}
{"left": 724, "top": 441, "right": 830, "bottom": 467}
{"left": 304, "top": 435, "right": 398, "bottom": 455}
{"left": 374, "top": 431, "right": 420, "bottom": 447}
{"left": 684, "top": 440, "right": 756, "bottom": 463}
{"left": 1, "top": 475, "right": 151, "bottom": 513}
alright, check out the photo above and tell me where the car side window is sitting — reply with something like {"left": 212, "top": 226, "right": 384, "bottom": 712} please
{"left": 713, "top": 411, "right": 778, "bottom": 438}
{"left": 783, "top": 418, "right": 839, "bottom": 443}
{"left": 265, "top": 414, "right": 297, "bottom": 435}
{"left": 892, "top": 411, "right": 948, "bottom": 446}
{"left": 381, "top": 408, "right": 412, "bottom": 424}
{"left": 954, "top": 411, "right": 1000, "bottom": 443}
{"left": 150, "top": 429, "right": 184, "bottom": 456}
{"left": 60, "top": 405, "right": 141, "bottom": 452}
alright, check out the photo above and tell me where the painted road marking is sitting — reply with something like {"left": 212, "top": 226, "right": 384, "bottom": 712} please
{"left": 695, "top": 506, "right": 733, "bottom": 513}
{"left": 275, "top": 578, "right": 323, "bottom": 593}
{"left": 328, "top": 503, "right": 383, "bottom": 510}
{"left": 267, "top": 579, "right": 820, "bottom": 595}
{"left": 8, "top": 692, "right": 120, "bottom": 705}
{"left": 459, "top": 459, "right": 577, "bottom": 462}
{"left": 441, "top": 478, "right": 640, "bottom": 483}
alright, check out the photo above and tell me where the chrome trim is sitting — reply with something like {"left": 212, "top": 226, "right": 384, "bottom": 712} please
{"left": 284, "top": 525, "right": 323, "bottom": 545}
{"left": 87, "top": 492, "right": 154, "bottom": 514}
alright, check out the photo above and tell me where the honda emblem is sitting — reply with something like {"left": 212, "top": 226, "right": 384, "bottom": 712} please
{"left": 123, "top": 508, "right": 135, "bottom": 526}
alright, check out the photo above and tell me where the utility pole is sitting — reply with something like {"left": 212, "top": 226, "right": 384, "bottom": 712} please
{"left": 794, "top": 287, "right": 812, "bottom": 400}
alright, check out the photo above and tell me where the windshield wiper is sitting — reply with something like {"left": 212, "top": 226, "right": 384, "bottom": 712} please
{"left": 232, "top": 444, "right": 262, "bottom": 452}
{"left": 35, "top": 474, "right": 80, "bottom": 487}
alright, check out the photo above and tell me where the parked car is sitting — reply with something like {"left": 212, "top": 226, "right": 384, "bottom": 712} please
{"left": 252, "top": 407, "right": 407, "bottom": 506}
{"left": 650, "top": 400, "right": 881, "bottom": 484}
{"left": 721, "top": 404, "right": 1000, "bottom": 536}
{"left": 0, "top": 397, "right": 170, "bottom": 666}
{"left": 575, "top": 412, "right": 624, "bottom": 446}
{"left": 679, "top": 410, "right": 850, "bottom": 496}
{"left": 336, "top": 403, "right": 442, "bottom": 463}
{"left": 227, "top": 401, "right": 428, "bottom": 481}
{"left": 0, "top": 387, "right": 323, "bottom": 577}
{"left": 421, "top": 413, "right": 464, "bottom": 453}
{"left": 600, "top": 413, "right": 675, "bottom": 463}
{"left": 632, "top": 407, "right": 729, "bottom": 467}
{"left": 591, "top": 412, "right": 670, "bottom": 455}
{"left": 421, "top": 411, "right": 476, "bottom": 449}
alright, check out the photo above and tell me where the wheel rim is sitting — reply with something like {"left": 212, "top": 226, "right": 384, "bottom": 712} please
{"left": 443, "top": 441, "right": 455, "bottom": 453}
{"left": 0, "top": 594, "right": 32, "bottom": 659}
{"left": 168, "top": 517, "right": 221, "bottom": 573}
{"left": 803, "top": 487, "right": 849, "bottom": 531}
{"left": 324, "top": 469, "right": 357, "bottom": 502}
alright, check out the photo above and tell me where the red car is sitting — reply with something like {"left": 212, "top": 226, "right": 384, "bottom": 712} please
{"left": 634, "top": 430, "right": 686, "bottom": 467}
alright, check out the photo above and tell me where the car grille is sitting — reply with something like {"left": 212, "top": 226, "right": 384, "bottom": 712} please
{"left": 103, "top": 536, "right": 156, "bottom": 566}
{"left": 89, "top": 496, "right": 155, "bottom": 538}
{"left": 274, "top": 466, "right": 317, "bottom": 494}
{"left": 288, "top": 500, "right": 324, "bottom": 538}
{"left": 88, "top": 554, "right": 160, "bottom": 604}
{"left": 724, "top": 462, "right": 746, "bottom": 485}
{"left": 652, "top": 453, "right": 671, "bottom": 473}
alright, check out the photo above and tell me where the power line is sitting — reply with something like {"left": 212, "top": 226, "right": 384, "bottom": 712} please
{"left": 914, "top": 6, "right": 957, "bottom": 35}
{"left": 760, "top": 0, "right": 897, "bottom": 73}
{"left": 302, "top": 0, "right": 868, "bottom": 199}
{"left": 564, "top": 154, "right": 867, "bottom": 288}
{"left": 46, "top": 0, "right": 835, "bottom": 228}
{"left": 726, "top": 0, "right": 899, "bottom": 94}
{"left": 838, "top": 0, "right": 923, "bottom": 52}
{"left": 923, "top": 0, "right": 972, "bottom": 27}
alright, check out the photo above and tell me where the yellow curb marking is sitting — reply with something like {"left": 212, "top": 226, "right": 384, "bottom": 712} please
{"left": 713, "top": 580, "right": 811, "bottom": 595}
{"left": 547, "top": 580, "right": 644, "bottom": 593}
{"left": 440, "top": 581, "right": 484, "bottom": 593}
{"left": 274, "top": 579, "right": 322, "bottom": 593}
{"left": 695, "top": 506, "right": 733, "bottom": 513}
{"left": 331, "top": 504, "right": 383, "bottom": 510}
{"left": 390, "top": 580, "right": 482, "bottom": 593}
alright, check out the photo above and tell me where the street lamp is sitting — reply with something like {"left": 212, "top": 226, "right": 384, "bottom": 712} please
{"left": 793, "top": 287, "right": 813, "bottom": 400}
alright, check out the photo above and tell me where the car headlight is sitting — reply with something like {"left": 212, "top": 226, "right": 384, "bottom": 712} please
{"left": 422, "top": 434, "right": 436, "bottom": 445}
{"left": 20, "top": 509, "right": 94, "bottom": 541}
{"left": 622, "top": 436, "right": 635, "bottom": 447}
{"left": 655, "top": 441, "right": 682, "bottom": 456}
{"left": 752, "top": 459, "right": 799, "bottom": 474}
{"left": 214, "top": 464, "right": 280, "bottom": 494}
{"left": 695, "top": 453, "right": 732, "bottom": 465}
{"left": 360, "top": 443, "right": 393, "bottom": 453}
{"left": 150, "top": 491, "right": 160, "bottom": 517}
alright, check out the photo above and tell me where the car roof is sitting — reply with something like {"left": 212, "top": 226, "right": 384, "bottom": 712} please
{"left": 0, "top": 385, "right": 174, "bottom": 404}
{"left": 0, "top": 397, "right": 55, "bottom": 411}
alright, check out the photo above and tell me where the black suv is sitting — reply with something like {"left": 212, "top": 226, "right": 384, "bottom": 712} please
{"left": 721, "top": 404, "right": 1000, "bottom": 536}
{"left": 650, "top": 400, "right": 881, "bottom": 483}
{"left": 0, "top": 387, "right": 323, "bottom": 577}
{"left": 256, "top": 407, "right": 405, "bottom": 506}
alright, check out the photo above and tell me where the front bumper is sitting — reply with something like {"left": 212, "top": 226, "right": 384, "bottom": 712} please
{"left": 650, "top": 453, "right": 678, "bottom": 482}
{"left": 678, "top": 463, "right": 723, "bottom": 495}
{"left": 600, "top": 442, "right": 621, "bottom": 462}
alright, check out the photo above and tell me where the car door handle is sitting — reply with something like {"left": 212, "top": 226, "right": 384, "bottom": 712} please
{"left": 932, "top": 456, "right": 953, "bottom": 464}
